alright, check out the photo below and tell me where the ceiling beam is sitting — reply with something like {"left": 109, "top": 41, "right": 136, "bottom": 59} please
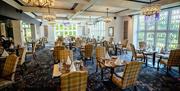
{"left": 2, "top": 0, "right": 22, "bottom": 9}
{"left": 68, "top": 0, "right": 102, "bottom": 19}
{"left": 37, "top": 16, "right": 89, "bottom": 21}
{"left": 22, "top": 7, "right": 75, "bottom": 14}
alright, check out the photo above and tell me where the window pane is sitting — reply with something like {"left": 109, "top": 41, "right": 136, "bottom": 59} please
{"left": 146, "top": 32, "right": 155, "bottom": 49}
{"left": 139, "top": 16, "right": 145, "bottom": 31}
{"left": 167, "top": 32, "right": 178, "bottom": 50}
{"left": 146, "top": 16, "right": 155, "bottom": 31}
{"left": 170, "top": 8, "right": 180, "bottom": 30}
{"left": 157, "top": 11, "right": 168, "bottom": 30}
{"left": 137, "top": 32, "right": 144, "bottom": 42}
{"left": 156, "top": 33, "right": 166, "bottom": 50}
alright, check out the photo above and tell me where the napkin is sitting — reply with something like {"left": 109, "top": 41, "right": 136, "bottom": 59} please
{"left": 1, "top": 50, "right": 9, "bottom": 57}
{"left": 66, "top": 56, "right": 71, "bottom": 65}
{"left": 105, "top": 52, "right": 110, "bottom": 59}
{"left": 114, "top": 57, "right": 122, "bottom": 65}
{"left": 70, "top": 63, "right": 76, "bottom": 72}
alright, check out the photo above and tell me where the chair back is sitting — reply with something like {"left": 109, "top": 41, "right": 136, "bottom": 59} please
{"left": 122, "top": 39, "right": 128, "bottom": 48}
{"left": 18, "top": 47, "right": 27, "bottom": 65}
{"left": 1, "top": 54, "right": 19, "bottom": 81}
{"left": 53, "top": 46, "right": 65, "bottom": 59}
{"left": 122, "top": 61, "right": 142, "bottom": 89}
{"left": 96, "top": 46, "right": 106, "bottom": 59}
{"left": 58, "top": 49, "right": 73, "bottom": 62}
{"left": 130, "top": 43, "right": 137, "bottom": 58}
{"left": 60, "top": 71, "right": 88, "bottom": 91}
{"left": 139, "top": 41, "right": 146, "bottom": 50}
{"left": 85, "top": 44, "right": 93, "bottom": 58}
{"left": 167, "top": 49, "right": 180, "bottom": 67}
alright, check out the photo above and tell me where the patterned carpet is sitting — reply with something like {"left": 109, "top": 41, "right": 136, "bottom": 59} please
{"left": 2, "top": 45, "right": 180, "bottom": 91}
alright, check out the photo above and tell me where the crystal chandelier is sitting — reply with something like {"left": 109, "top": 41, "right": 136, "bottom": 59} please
{"left": 43, "top": 7, "right": 56, "bottom": 21}
{"left": 22, "top": 0, "right": 55, "bottom": 7}
{"left": 104, "top": 8, "right": 112, "bottom": 23}
{"left": 141, "top": 0, "right": 161, "bottom": 16}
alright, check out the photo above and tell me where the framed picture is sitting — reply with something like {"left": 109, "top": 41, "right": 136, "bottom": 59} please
{"left": 108, "top": 27, "right": 114, "bottom": 37}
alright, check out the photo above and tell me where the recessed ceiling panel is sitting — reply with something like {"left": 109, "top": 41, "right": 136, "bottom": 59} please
{"left": 87, "top": 5, "right": 128, "bottom": 13}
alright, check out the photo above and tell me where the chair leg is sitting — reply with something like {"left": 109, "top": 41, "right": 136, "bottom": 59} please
{"left": 131, "top": 56, "right": 133, "bottom": 61}
{"left": 101, "top": 69, "right": 103, "bottom": 80}
{"left": 133, "top": 86, "right": 137, "bottom": 91}
{"left": 166, "top": 66, "right": 169, "bottom": 75}
{"left": 96, "top": 64, "right": 98, "bottom": 72}
{"left": 179, "top": 66, "right": 180, "bottom": 74}
{"left": 157, "top": 60, "right": 160, "bottom": 71}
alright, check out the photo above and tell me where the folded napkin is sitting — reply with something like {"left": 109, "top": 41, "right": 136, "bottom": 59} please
{"left": 105, "top": 52, "right": 110, "bottom": 59}
{"left": 114, "top": 57, "right": 122, "bottom": 65}
{"left": 66, "top": 56, "right": 71, "bottom": 65}
{"left": 1, "top": 50, "right": 9, "bottom": 57}
{"left": 70, "top": 63, "right": 76, "bottom": 72}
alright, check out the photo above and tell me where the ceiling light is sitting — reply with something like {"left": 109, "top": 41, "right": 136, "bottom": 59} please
{"left": 104, "top": 8, "right": 112, "bottom": 23}
{"left": 141, "top": 0, "right": 161, "bottom": 16}
{"left": 22, "top": 0, "right": 55, "bottom": 7}
{"left": 43, "top": 7, "right": 56, "bottom": 21}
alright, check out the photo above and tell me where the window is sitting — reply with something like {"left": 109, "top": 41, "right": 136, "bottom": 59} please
{"left": 90, "top": 21, "right": 105, "bottom": 39}
{"left": 135, "top": 7, "right": 180, "bottom": 51}
{"left": 55, "top": 22, "right": 77, "bottom": 38}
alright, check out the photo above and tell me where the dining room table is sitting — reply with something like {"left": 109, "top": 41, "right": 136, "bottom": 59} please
{"left": 99, "top": 57, "right": 128, "bottom": 79}
{"left": 141, "top": 50, "right": 157, "bottom": 67}
{"left": 52, "top": 61, "right": 86, "bottom": 78}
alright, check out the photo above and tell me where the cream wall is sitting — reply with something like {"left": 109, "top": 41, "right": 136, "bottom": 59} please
{"left": 105, "top": 16, "right": 124, "bottom": 43}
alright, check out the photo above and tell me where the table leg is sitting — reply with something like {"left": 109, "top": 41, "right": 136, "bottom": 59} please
{"left": 153, "top": 53, "right": 156, "bottom": 67}
{"left": 110, "top": 68, "right": 114, "bottom": 79}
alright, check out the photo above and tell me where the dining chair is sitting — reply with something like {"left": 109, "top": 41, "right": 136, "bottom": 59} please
{"left": 59, "top": 71, "right": 88, "bottom": 91}
{"left": 0, "top": 54, "right": 19, "bottom": 89}
{"left": 157, "top": 49, "right": 180, "bottom": 74}
{"left": 130, "top": 43, "right": 145, "bottom": 62}
{"left": 53, "top": 46, "right": 65, "bottom": 62}
{"left": 121, "top": 39, "right": 128, "bottom": 54}
{"left": 26, "top": 42, "right": 37, "bottom": 60}
{"left": 96, "top": 46, "right": 106, "bottom": 72}
{"left": 83, "top": 44, "right": 93, "bottom": 64}
{"left": 58, "top": 49, "right": 73, "bottom": 63}
{"left": 139, "top": 41, "right": 146, "bottom": 52}
{"left": 18, "top": 47, "right": 27, "bottom": 65}
{"left": 112, "top": 61, "right": 143, "bottom": 90}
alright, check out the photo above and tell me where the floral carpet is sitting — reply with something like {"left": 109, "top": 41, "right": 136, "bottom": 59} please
{"left": 2, "top": 46, "right": 180, "bottom": 91}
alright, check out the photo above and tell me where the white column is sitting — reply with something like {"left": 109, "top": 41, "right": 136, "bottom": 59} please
{"left": 30, "top": 24, "right": 37, "bottom": 41}
{"left": 0, "top": 23, "right": 6, "bottom": 36}
{"left": 11, "top": 20, "right": 24, "bottom": 46}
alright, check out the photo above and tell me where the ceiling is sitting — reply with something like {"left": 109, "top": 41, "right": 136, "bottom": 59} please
{"left": 2, "top": 0, "right": 180, "bottom": 21}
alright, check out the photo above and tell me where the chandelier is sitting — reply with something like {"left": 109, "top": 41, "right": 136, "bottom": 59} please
{"left": 104, "top": 8, "right": 112, "bottom": 23}
{"left": 22, "top": 0, "right": 55, "bottom": 7}
{"left": 43, "top": 7, "right": 56, "bottom": 21}
{"left": 86, "top": 16, "right": 94, "bottom": 25}
{"left": 141, "top": 0, "right": 161, "bottom": 16}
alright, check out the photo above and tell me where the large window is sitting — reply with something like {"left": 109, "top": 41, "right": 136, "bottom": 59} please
{"left": 55, "top": 22, "right": 77, "bottom": 38}
{"left": 90, "top": 21, "right": 105, "bottom": 39}
{"left": 136, "top": 7, "right": 180, "bottom": 51}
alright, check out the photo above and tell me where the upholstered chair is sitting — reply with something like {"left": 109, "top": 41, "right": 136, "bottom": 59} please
{"left": 157, "top": 49, "right": 180, "bottom": 74}
{"left": 112, "top": 61, "right": 143, "bottom": 90}
{"left": 0, "top": 54, "right": 19, "bottom": 89}
{"left": 130, "top": 43, "right": 145, "bottom": 62}
{"left": 95, "top": 46, "right": 106, "bottom": 72}
{"left": 18, "top": 47, "right": 27, "bottom": 65}
{"left": 83, "top": 44, "right": 93, "bottom": 64}
{"left": 59, "top": 71, "right": 88, "bottom": 91}
{"left": 53, "top": 46, "right": 65, "bottom": 62}
{"left": 58, "top": 49, "right": 73, "bottom": 63}
{"left": 121, "top": 39, "right": 128, "bottom": 54}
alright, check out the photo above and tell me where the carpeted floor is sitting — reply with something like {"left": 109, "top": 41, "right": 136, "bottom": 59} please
{"left": 2, "top": 45, "right": 180, "bottom": 91}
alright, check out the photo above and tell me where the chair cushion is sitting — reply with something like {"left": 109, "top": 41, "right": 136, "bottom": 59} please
{"left": 112, "top": 74, "right": 123, "bottom": 88}
{"left": 115, "top": 72, "right": 124, "bottom": 77}
{"left": 136, "top": 54, "right": 144, "bottom": 58}
{"left": 160, "top": 59, "right": 168, "bottom": 65}
{"left": 0, "top": 79, "right": 13, "bottom": 89}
